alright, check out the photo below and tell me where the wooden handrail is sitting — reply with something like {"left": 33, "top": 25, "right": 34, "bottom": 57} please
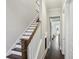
{"left": 21, "top": 22, "right": 40, "bottom": 59}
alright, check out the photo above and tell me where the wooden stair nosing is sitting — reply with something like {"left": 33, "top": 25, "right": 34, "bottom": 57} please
{"left": 12, "top": 48, "right": 21, "bottom": 52}
{"left": 16, "top": 43, "right": 21, "bottom": 45}
{"left": 7, "top": 54, "right": 21, "bottom": 59}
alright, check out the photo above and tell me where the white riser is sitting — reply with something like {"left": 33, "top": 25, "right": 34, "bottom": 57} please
{"left": 22, "top": 36, "right": 30, "bottom": 39}
{"left": 15, "top": 45, "right": 21, "bottom": 48}
{"left": 27, "top": 30, "right": 34, "bottom": 32}
{"left": 23, "top": 32, "right": 32, "bottom": 35}
{"left": 11, "top": 51, "right": 22, "bottom": 56}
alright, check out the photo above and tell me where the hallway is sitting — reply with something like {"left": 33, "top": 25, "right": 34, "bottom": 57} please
{"left": 45, "top": 35, "right": 64, "bottom": 59}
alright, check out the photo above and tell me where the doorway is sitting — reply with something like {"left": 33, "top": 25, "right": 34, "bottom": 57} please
{"left": 44, "top": 16, "right": 64, "bottom": 59}
{"left": 50, "top": 16, "right": 60, "bottom": 49}
{"left": 45, "top": 16, "right": 64, "bottom": 59}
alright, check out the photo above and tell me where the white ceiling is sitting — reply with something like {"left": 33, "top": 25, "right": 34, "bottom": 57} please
{"left": 46, "top": 0, "right": 64, "bottom": 9}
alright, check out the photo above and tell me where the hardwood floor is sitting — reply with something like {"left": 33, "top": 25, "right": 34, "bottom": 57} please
{"left": 45, "top": 35, "right": 64, "bottom": 59}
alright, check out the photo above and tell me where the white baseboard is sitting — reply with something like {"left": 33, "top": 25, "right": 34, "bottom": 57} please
{"left": 34, "top": 39, "right": 49, "bottom": 59}
{"left": 41, "top": 48, "right": 48, "bottom": 59}
{"left": 34, "top": 39, "right": 42, "bottom": 59}
{"left": 48, "top": 41, "right": 51, "bottom": 49}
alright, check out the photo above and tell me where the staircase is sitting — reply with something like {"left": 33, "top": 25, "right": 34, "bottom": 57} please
{"left": 7, "top": 0, "right": 41, "bottom": 58}
{"left": 7, "top": 19, "right": 40, "bottom": 59}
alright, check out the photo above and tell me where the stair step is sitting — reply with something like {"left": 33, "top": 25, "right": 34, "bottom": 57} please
{"left": 22, "top": 34, "right": 31, "bottom": 36}
{"left": 25, "top": 30, "right": 33, "bottom": 33}
{"left": 22, "top": 31, "right": 32, "bottom": 38}
{"left": 11, "top": 50, "right": 22, "bottom": 56}
{"left": 30, "top": 25, "right": 37, "bottom": 27}
{"left": 30, "top": 24, "right": 37, "bottom": 26}
{"left": 16, "top": 43, "right": 21, "bottom": 45}
{"left": 7, "top": 54, "right": 21, "bottom": 59}
{"left": 28, "top": 27, "right": 35, "bottom": 29}
{"left": 12, "top": 48, "right": 21, "bottom": 52}
{"left": 16, "top": 45, "right": 21, "bottom": 48}
{"left": 29, "top": 25, "right": 35, "bottom": 28}
{"left": 32, "top": 23, "right": 38, "bottom": 25}
{"left": 27, "top": 29, "right": 34, "bottom": 32}
{"left": 21, "top": 35, "right": 30, "bottom": 40}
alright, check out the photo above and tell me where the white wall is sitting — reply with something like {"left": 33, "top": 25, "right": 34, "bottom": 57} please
{"left": 63, "top": 0, "right": 73, "bottom": 59}
{"left": 6, "top": 0, "right": 37, "bottom": 52}
{"left": 47, "top": 8, "right": 62, "bottom": 17}
{"left": 41, "top": 0, "right": 48, "bottom": 33}
{"left": 36, "top": 0, "right": 49, "bottom": 59}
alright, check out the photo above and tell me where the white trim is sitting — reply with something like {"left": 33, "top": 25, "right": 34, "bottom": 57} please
{"left": 48, "top": 41, "right": 51, "bottom": 48}
{"left": 34, "top": 39, "right": 49, "bottom": 59}
{"left": 34, "top": 39, "right": 42, "bottom": 59}
{"left": 41, "top": 48, "right": 48, "bottom": 59}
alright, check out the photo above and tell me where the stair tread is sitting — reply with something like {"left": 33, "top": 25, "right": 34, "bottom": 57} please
{"left": 21, "top": 35, "right": 30, "bottom": 40}
{"left": 7, "top": 54, "right": 21, "bottom": 59}
{"left": 27, "top": 29, "right": 34, "bottom": 30}
{"left": 30, "top": 25, "right": 37, "bottom": 27}
{"left": 12, "top": 48, "right": 21, "bottom": 52}
{"left": 25, "top": 30, "right": 33, "bottom": 33}
{"left": 23, "top": 34, "right": 31, "bottom": 36}
{"left": 27, "top": 30, "right": 34, "bottom": 32}
{"left": 28, "top": 27, "right": 35, "bottom": 30}
{"left": 29, "top": 27, "right": 35, "bottom": 28}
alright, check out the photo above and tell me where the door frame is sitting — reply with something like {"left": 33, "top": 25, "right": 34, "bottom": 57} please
{"left": 49, "top": 16, "right": 61, "bottom": 50}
